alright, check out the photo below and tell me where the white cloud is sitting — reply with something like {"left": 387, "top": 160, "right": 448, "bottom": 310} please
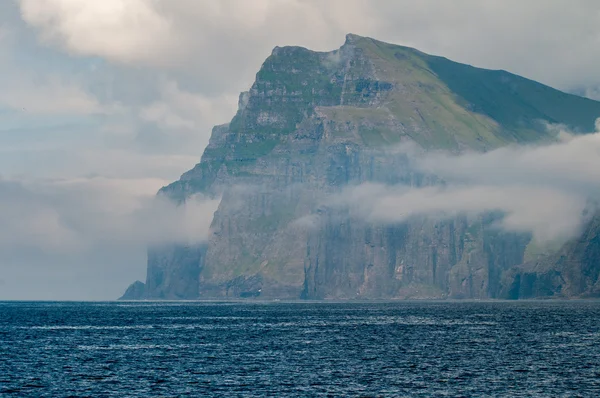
{"left": 0, "top": 176, "right": 220, "bottom": 253}
{"left": 290, "top": 214, "right": 320, "bottom": 231}
{"left": 333, "top": 120, "right": 600, "bottom": 244}
{"left": 17, "top": 0, "right": 600, "bottom": 94}
{"left": 139, "top": 80, "right": 237, "bottom": 132}
{"left": 19, "top": 0, "right": 343, "bottom": 65}
{"left": 19, "top": 0, "right": 173, "bottom": 65}
{"left": 416, "top": 123, "right": 600, "bottom": 195}
{"left": 338, "top": 183, "right": 586, "bottom": 243}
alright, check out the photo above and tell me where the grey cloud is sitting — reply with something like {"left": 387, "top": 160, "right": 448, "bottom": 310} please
{"left": 0, "top": 175, "right": 220, "bottom": 300}
{"left": 135, "top": 80, "right": 238, "bottom": 152}
{"left": 290, "top": 214, "right": 321, "bottom": 231}
{"left": 0, "top": 78, "right": 110, "bottom": 115}
{"left": 12, "top": 0, "right": 600, "bottom": 177}
{"left": 0, "top": 247, "right": 147, "bottom": 300}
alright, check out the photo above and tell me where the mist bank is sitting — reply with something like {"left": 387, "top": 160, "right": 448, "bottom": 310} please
{"left": 327, "top": 120, "right": 600, "bottom": 246}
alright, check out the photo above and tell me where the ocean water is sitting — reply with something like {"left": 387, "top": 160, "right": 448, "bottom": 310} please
{"left": 1, "top": 301, "right": 600, "bottom": 397}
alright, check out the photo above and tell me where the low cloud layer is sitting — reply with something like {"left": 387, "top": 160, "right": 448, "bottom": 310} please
{"left": 340, "top": 183, "right": 587, "bottom": 244}
{"left": 335, "top": 121, "right": 600, "bottom": 244}
{"left": 0, "top": 177, "right": 220, "bottom": 252}
{"left": 0, "top": 174, "right": 221, "bottom": 300}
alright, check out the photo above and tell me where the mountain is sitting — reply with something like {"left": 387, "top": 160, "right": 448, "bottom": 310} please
{"left": 120, "top": 34, "right": 600, "bottom": 300}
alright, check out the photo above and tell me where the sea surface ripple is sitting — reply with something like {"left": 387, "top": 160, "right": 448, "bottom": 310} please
{"left": 1, "top": 301, "right": 600, "bottom": 396}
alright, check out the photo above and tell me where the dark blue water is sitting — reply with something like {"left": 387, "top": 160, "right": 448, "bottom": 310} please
{"left": 1, "top": 301, "right": 600, "bottom": 397}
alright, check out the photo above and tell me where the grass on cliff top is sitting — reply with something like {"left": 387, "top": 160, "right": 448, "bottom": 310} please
{"left": 317, "top": 106, "right": 405, "bottom": 146}
{"left": 426, "top": 54, "right": 600, "bottom": 133}
{"left": 347, "top": 35, "right": 600, "bottom": 149}
{"left": 350, "top": 37, "right": 511, "bottom": 150}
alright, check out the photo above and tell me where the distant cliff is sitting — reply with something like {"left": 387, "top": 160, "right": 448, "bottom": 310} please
{"left": 501, "top": 215, "right": 600, "bottom": 299}
{"left": 121, "top": 34, "right": 600, "bottom": 300}
{"left": 119, "top": 281, "right": 145, "bottom": 300}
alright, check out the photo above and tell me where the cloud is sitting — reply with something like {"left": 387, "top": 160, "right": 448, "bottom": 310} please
{"left": 0, "top": 26, "right": 8, "bottom": 44}
{"left": 416, "top": 122, "right": 600, "bottom": 195}
{"left": 138, "top": 80, "right": 237, "bottom": 147}
{"left": 290, "top": 214, "right": 321, "bottom": 231}
{"left": 17, "top": 0, "right": 600, "bottom": 95}
{"left": 0, "top": 77, "right": 109, "bottom": 115}
{"left": 72, "top": 150, "right": 199, "bottom": 180}
{"left": 0, "top": 173, "right": 221, "bottom": 300}
{"left": 333, "top": 120, "right": 600, "bottom": 243}
{"left": 19, "top": 0, "right": 173, "bottom": 65}
{"left": 338, "top": 183, "right": 587, "bottom": 243}
{"left": 13, "top": 0, "right": 371, "bottom": 100}
{"left": 0, "top": 35, "right": 121, "bottom": 116}
{"left": 0, "top": 179, "right": 80, "bottom": 252}
{"left": 0, "top": 176, "right": 220, "bottom": 253}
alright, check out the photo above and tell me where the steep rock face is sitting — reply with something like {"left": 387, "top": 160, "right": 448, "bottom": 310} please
{"left": 119, "top": 281, "right": 146, "bottom": 300}
{"left": 302, "top": 214, "right": 531, "bottom": 299}
{"left": 133, "top": 34, "right": 600, "bottom": 300}
{"left": 501, "top": 216, "right": 600, "bottom": 299}
{"left": 145, "top": 244, "right": 207, "bottom": 299}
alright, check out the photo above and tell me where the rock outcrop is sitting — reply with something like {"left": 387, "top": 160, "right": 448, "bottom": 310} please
{"left": 119, "top": 281, "right": 146, "bottom": 300}
{"left": 123, "top": 34, "right": 600, "bottom": 300}
{"left": 500, "top": 216, "right": 600, "bottom": 299}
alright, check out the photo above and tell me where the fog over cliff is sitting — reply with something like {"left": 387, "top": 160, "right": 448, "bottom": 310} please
{"left": 6, "top": 119, "right": 599, "bottom": 265}
{"left": 336, "top": 120, "right": 600, "bottom": 245}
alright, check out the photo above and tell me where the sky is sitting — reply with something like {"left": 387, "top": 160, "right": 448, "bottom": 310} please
{"left": 2, "top": 0, "right": 600, "bottom": 299}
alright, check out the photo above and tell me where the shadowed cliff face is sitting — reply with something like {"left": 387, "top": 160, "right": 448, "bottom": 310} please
{"left": 122, "top": 34, "right": 600, "bottom": 300}
{"left": 500, "top": 215, "right": 600, "bottom": 299}
{"left": 119, "top": 280, "right": 145, "bottom": 300}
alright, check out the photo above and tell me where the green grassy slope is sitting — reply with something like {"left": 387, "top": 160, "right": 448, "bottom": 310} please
{"left": 343, "top": 35, "right": 600, "bottom": 150}
{"left": 426, "top": 55, "right": 600, "bottom": 133}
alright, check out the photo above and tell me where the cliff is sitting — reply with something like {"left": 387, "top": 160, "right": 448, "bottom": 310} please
{"left": 119, "top": 281, "right": 146, "bottom": 300}
{"left": 501, "top": 215, "right": 600, "bottom": 299}
{"left": 121, "top": 34, "right": 600, "bottom": 300}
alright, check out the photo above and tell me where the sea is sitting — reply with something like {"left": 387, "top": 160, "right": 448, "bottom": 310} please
{"left": 1, "top": 300, "right": 599, "bottom": 397}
